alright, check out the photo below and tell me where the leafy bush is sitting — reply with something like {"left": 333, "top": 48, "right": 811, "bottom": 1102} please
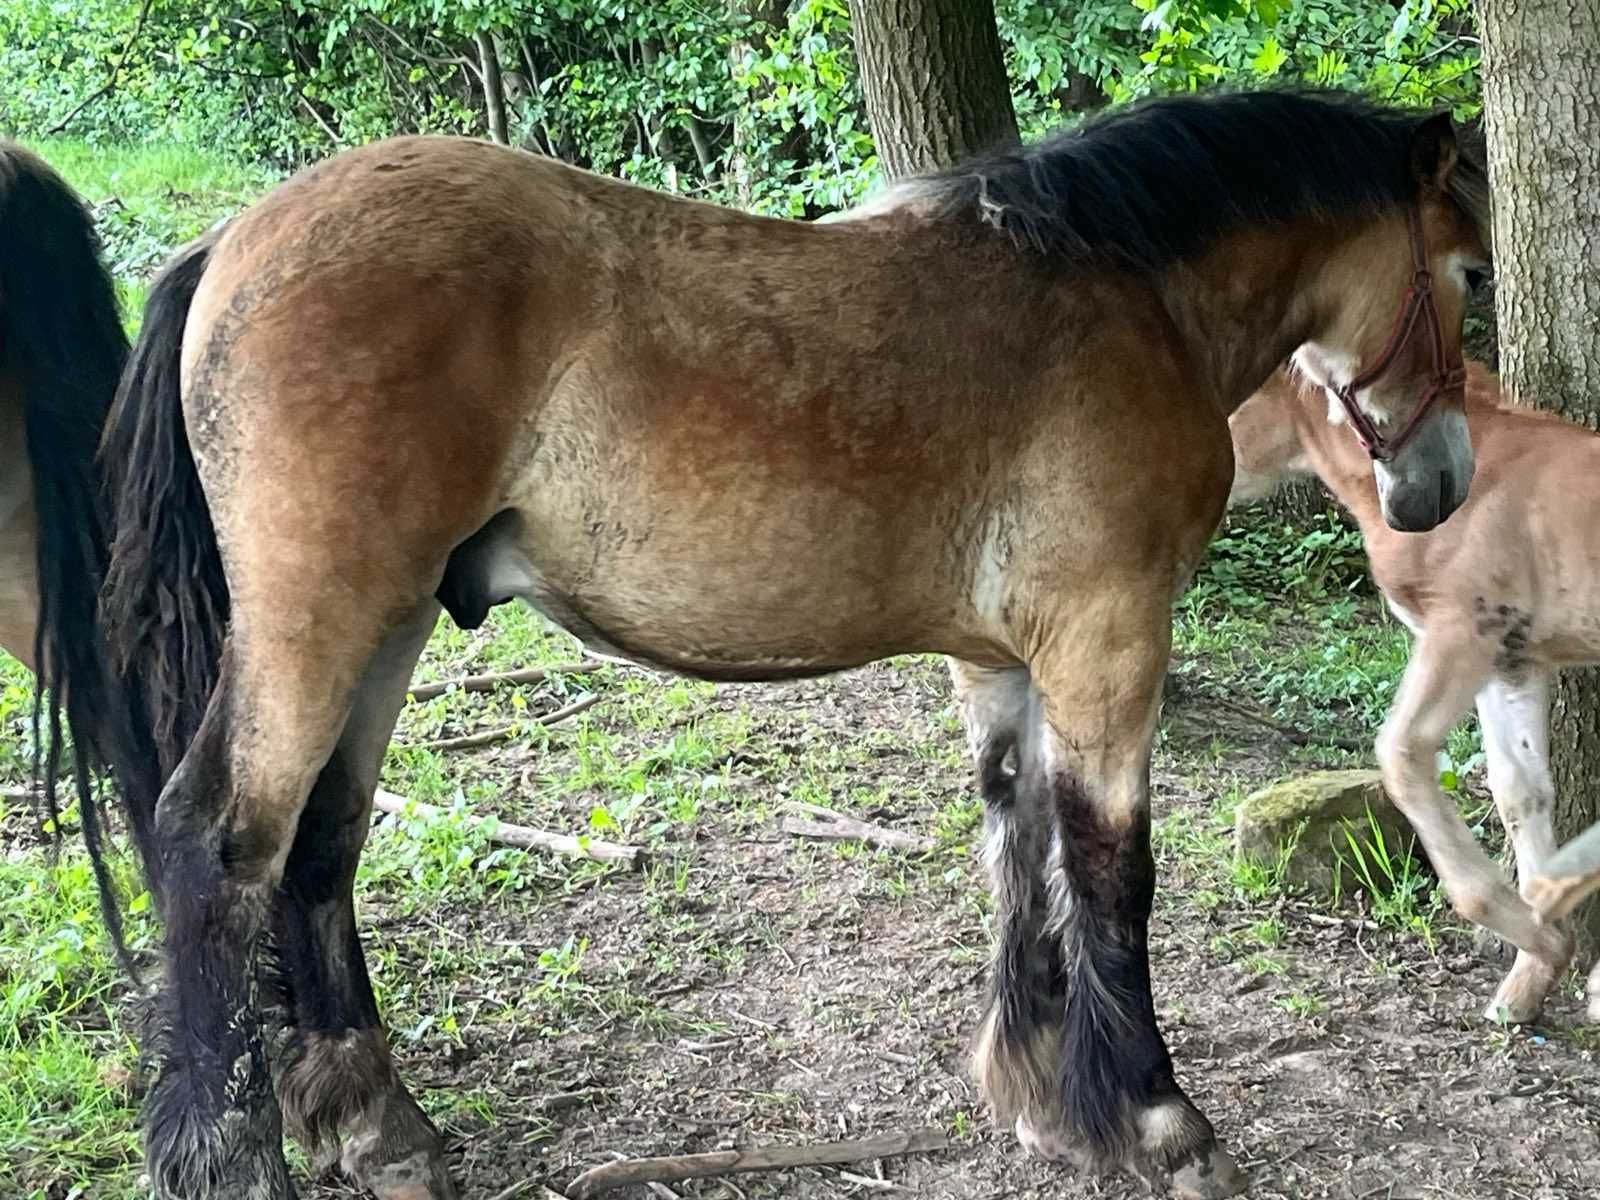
{"left": 2, "top": 0, "right": 1486, "bottom": 221}
{"left": 1184, "top": 508, "right": 1372, "bottom": 615}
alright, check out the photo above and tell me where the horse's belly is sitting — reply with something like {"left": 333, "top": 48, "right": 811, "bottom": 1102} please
{"left": 439, "top": 491, "right": 965, "bottom": 681}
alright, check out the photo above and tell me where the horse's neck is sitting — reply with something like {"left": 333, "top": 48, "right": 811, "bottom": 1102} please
{"left": 1154, "top": 228, "right": 1326, "bottom": 413}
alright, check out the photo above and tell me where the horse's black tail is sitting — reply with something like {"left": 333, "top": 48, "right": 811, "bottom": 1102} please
{"left": 96, "top": 230, "right": 230, "bottom": 916}
{"left": 0, "top": 142, "right": 132, "bottom": 963}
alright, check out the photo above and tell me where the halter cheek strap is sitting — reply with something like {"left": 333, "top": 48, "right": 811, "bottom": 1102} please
{"left": 1332, "top": 206, "right": 1467, "bottom": 463}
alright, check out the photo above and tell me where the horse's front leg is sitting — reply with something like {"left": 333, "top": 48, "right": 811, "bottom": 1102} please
{"left": 969, "top": 592, "right": 1243, "bottom": 1199}
{"left": 1376, "top": 629, "right": 1572, "bottom": 989}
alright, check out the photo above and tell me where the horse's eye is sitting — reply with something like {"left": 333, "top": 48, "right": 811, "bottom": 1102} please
{"left": 1464, "top": 267, "right": 1489, "bottom": 294}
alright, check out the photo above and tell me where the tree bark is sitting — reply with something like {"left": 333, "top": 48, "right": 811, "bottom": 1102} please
{"left": 728, "top": 0, "right": 810, "bottom": 207}
{"left": 475, "top": 30, "right": 509, "bottom": 144}
{"left": 286, "top": 7, "right": 341, "bottom": 146}
{"left": 517, "top": 39, "right": 564, "bottom": 157}
{"left": 1478, "top": 0, "right": 1600, "bottom": 943}
{"left": 847, "top": 0, "right": 1019, "bottom": 181}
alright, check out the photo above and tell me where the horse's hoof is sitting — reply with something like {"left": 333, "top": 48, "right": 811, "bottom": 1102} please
{"left": 346, "top": 1147, "right": 459, "bottom": 1200}
{"left": 1169, "top": 1141, "right": 1247, "bottom": 1200}
{"left": 1014, "top": 1114, "right": 1089, "bottom": 1166}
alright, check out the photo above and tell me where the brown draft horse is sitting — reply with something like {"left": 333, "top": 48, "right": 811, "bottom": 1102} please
{"left": 1229, "top": 362, "right": 1589, "bottom": 1025}
{"left": 75, "top": 90, "right": 1490, "bottom": 1200}
{"left": 0, "top": 141, "right": 129, "bottom": 924}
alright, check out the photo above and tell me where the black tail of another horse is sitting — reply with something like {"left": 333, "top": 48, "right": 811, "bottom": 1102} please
{"left": 0, "top": 142, "right": 131, "bottom": 958}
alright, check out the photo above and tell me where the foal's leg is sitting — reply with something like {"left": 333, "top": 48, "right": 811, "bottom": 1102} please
{"left": 273, "top": 604, "right": 456, "bottom": 1200}
{"left": 1476, "top": 673, "right": 1567, "bottom": 1023}
{"left": 1376, "top": 634, "right": 1573, "bottom": 976}
{"left": 974, "top": 603, "right": 1241, "bottom": 1198}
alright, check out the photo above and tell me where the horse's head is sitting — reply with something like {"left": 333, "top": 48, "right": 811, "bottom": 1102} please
{"left": 1294, "top": 112, "right": 1489, "bottom": 533}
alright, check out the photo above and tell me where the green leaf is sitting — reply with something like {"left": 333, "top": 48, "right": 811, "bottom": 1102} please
{"left": 1251, "top": 36, "right": 1288, "bottom": 75}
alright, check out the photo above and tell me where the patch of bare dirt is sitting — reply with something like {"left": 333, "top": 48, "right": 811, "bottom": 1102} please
{"left": 314, "top": 659, "right": 1599, "bottom": 1200}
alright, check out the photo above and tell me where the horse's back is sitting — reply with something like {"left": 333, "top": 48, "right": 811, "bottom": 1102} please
{"left": 176, "top": 133, "right": 1232, "bottom": 676}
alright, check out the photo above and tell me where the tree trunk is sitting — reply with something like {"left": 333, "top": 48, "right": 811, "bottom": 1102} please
{"left": 1478, "top": 0, "right": 1600, "bottom": 943}
{"left": 847, "top": 0, "right": 1019, "bottom": 181}
{"left": 475, "top": 30, "right": 509, "bottom": 145}
{"left": 286, "top": 9, "right": 341, "bottom": 150}
{"left": 517, "top": 39, "right": 564, "bottom": 157}
{"left": 728, "top": 0, "right": 810, "bottom": 208}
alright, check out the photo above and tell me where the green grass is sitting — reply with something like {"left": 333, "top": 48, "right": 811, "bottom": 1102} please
{"left": 0, "top": 817, "right": 154, "bottom": 1200}
{"left": 32, "top": 139, "right": 276, "bottom": 325}
{"left": 1173, "top": 508, "right": 1484, "bottom": 765}
{"left": 1334, "top": 809, "right": 1447, "bottom": 950}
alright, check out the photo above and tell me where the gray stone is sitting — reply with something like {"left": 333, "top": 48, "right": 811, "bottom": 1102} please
{"left": 1232, "top": 768, "right": 1422, "bottom": 893}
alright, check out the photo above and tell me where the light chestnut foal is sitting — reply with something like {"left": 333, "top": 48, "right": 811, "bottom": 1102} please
{"left": 1230, "top": 361, "right": 1590, "bottom": 1023}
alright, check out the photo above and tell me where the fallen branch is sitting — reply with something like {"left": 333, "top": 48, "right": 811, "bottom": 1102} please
{"left": 408, "top": 660, "right": 603, "bottom": 702}
{"left": 1204, "top": 694, "right": 1368, "bottom": 754}
{"left": 781, "top": 802, "right": 935, "bottom": 854}
{"left": 47, "top": 0, "right": 156, "bottom": 133}
{"left": 417, "top": 726, "right": 518, "bottom": 752}
{"left": 412, "top": 694, "right": 601, "bottom": 751}
{"left": 565, "top": 1128, "right": 948, "bottom": 1199}
{"left": 372, "top": 789, "right": 641, "bottom": 866}
{"left": 1527, "top": 820, "right": 1600, "bottom": 921}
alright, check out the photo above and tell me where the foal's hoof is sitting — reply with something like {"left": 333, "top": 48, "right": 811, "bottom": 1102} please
{"left": 1483, "top": 984, "right": 1546, "bottom": 1026}
{"left": 1586, "top": 962, "right": 1600, "bottom": 1023}
{"left": 1168, "top": 1142, "right": 1247, "bottom": 1200}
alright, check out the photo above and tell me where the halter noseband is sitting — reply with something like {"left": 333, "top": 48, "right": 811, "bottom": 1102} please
{"left": 1332, "top": 206, "right": 1466, "bottom": 464}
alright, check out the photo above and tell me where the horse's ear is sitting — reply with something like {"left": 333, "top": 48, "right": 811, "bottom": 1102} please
{"left": 1410, "top": 111, "right": 1459, "bottom": 195}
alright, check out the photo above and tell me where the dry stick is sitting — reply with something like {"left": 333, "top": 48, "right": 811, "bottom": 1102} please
{"left": 371, "top": 789, "right": 641, "bottom": 866}
{"left": 1204, "top": 693, "right": 1368, "bottom": 754}
{"left": 407, "top": 659, "right": 603, "bottom": 702}
{"left": 565, "top": 1129, "right": 948, "bottom": 1200}
{"left": 781, "top": 802, "right": 936, "bottom": 854}
{"left": 417, "top": 726, "right": 518, "bottom": 752}
{"left": 47, "top": 0, "right": 156, "bottom": 133}
{"left": 602, "top": 1155, "right": 681, "bottom": 1200}
{"left": 1527, "top": 820, "right": 1600, "bottom": 922}
{"left": 413, "top": 694, "right": 602, "bottom": 751}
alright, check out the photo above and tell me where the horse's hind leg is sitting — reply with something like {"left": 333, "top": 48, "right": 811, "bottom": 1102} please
{"left": 271, "top": 603, "right": 456, "bottom": 1200}
{"left": 1476, "top": 672, "right": 1566, "bottom": 1023}
{"left": 145, "top": 591, "right": 434, "bottom": 1200}
{"left": 146, "top": 665, "right": 355, "bottom": 1196}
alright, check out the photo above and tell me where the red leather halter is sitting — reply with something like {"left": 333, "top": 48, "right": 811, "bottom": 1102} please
{"left": 1332, "top": 206, "right": 1466, "bottom": 463}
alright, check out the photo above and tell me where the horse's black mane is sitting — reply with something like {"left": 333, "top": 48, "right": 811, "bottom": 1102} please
{"left": 904, "top": 87, "right": 1489, "bottom": 270}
